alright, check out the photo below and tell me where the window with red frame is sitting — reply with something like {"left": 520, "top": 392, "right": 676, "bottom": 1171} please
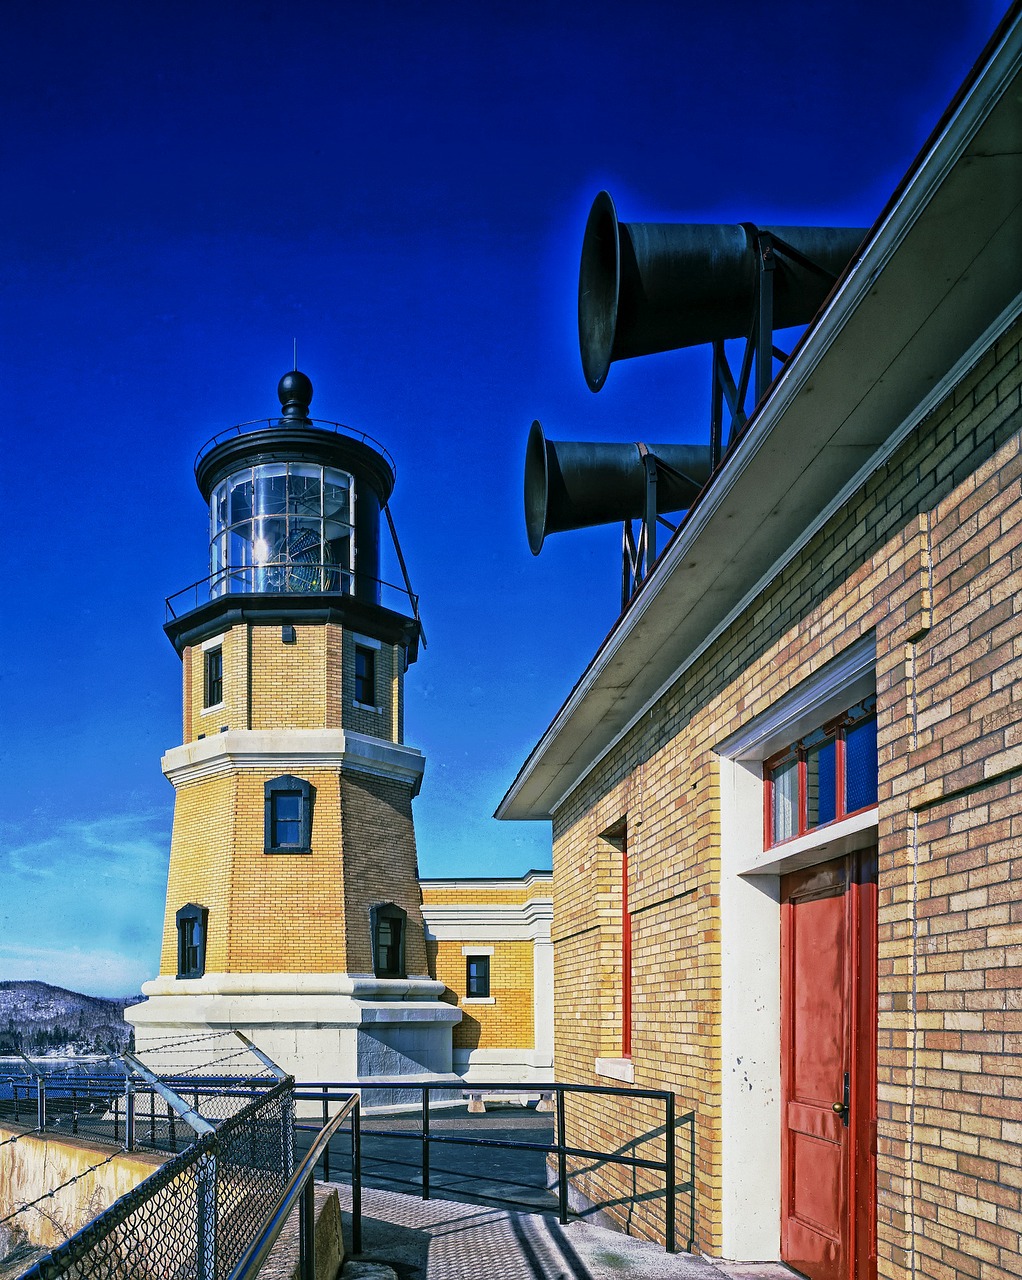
{"left": 765, "top": 696, "right": 878, "bottom": 847}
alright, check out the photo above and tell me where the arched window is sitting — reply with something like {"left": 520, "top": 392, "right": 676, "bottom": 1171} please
{"left": 176, "top": 903, "right": 208, "bottom": 978}
{"left": 370, "top": 903, "right": 407, "bottom": 978}
{"left": 264, "top": 775, "right": 314, "bottom": 853}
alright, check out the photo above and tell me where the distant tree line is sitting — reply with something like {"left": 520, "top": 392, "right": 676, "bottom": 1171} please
{"left": 0, "top": 1014, "right": 133, "bottom": 1057}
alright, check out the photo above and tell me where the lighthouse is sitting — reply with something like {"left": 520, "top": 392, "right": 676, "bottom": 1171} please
{"left": 127, "top": 371, "right": 459, "bottom": 1084}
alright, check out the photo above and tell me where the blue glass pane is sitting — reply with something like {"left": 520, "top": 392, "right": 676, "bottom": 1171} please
{"left": 807, "top": 738, "right": 837, "bottom": 828}
{"left": 275, "top": 819, "right": 301, "bottom": 846}
{"left": 467, "top": 957, "right": 490, "bottom": 996}
{"left": 846, "top": 716, "right": 878, "bottom": 812}
{"left": 275, "top": 794, "right": 302, "bottom": 821}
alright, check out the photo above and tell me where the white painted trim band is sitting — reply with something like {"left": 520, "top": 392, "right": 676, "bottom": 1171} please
{"left": 162, "top": 728, "right": 425, "bottom": 791}
{"left": 137, "top": 971, "right": 445, "bottom": 999}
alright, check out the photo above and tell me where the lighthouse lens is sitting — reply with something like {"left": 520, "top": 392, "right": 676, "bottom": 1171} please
{"left": 210, "top": 461, "right": 355, "bottom": 597}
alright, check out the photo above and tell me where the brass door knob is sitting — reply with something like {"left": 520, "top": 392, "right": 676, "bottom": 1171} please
{"left": 832, "top": 1102, "right": 848, "bottom": 1115}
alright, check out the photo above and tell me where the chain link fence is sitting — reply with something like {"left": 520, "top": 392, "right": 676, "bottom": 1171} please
{"left": 1, "top": 1034, "right": 284, "bottom": 1157}
{"left": 17, "top": 1078, "right": 295, "bottom": 1280}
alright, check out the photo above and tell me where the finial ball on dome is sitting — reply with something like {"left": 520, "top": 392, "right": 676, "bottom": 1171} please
{"left": 278, "top": 370, "right": 314, "bottom": 418}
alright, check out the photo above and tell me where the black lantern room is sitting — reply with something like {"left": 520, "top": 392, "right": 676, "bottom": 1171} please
{"left": 165, "top": 371, "right": 421, "bottom": 660}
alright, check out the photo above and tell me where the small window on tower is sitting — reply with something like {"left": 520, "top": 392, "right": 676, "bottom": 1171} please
{"left": 466, "top": 954, "right": 490, "bottom": 998}
{"left": 176, "top": 903, "right": 208, "bottom": 978}
{"left": 204, "top": 647, "right": 223, "bottom": 708}
{"left": 264, "top": 775, "right": 314, "bottom": 853}
{"left": 354, "top": 645, "right": 376, "bottom": 706}
{"left": 370, "top": 903, "right": 407, "bottom": 978}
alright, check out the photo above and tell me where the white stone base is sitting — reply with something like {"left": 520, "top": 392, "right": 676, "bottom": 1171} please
{"left": 454, "top": 1047, "right": 554, "bottom": 1086}
{"left": 125, "top": 972, "right": 462, "bottom": 1091}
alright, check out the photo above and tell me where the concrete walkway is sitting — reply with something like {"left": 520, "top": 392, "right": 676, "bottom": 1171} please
{"left": 327, "top": 1183, "right": 796, "bottom": 1280}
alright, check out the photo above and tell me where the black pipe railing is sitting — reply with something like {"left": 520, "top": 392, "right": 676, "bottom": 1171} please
{"left": 5, "top": 1070, "right": 693, "bottom": 1261}
{"left": 194, "top": 417, "right": 397, "bottom": 475}
{"left": 226, "top": 1091, "right": 361, "bottom": 1280}
{"left": 293, "top": 1079, "right": 692, "bottom": 1254}
{"left": 164, "top": 566, "right": 420, "bottom": 621}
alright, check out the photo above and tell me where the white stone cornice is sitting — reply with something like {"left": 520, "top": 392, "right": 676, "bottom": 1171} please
{"left": 138, "top": 971, "right": 445, "bottom": 1000}
{"left": 420, "top": 871, "right": 553, "bottom": 891}
{"left": 161, "top": 729, "right": 425, "bottom": 794}
{"left": 421, "top": 900, "right": 553, "bottom": 942}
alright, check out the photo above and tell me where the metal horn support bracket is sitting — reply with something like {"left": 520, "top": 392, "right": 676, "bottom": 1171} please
{"left": 622, "top": 445, "right": 707, "bottom": 609}
{"left": 709, "top": 226, "right": 850, "bottom": 468}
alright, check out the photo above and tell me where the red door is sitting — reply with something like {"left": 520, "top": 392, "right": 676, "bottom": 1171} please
{"left": 780, "top": 851, "right": 877, "bottom": 1280}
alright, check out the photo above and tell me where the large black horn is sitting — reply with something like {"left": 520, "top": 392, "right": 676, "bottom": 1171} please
{"left": 525, "top": 420, "right": 712, "bottom": 555}
{"left": 579, "top": 190, "right": 866, "bottom": 391}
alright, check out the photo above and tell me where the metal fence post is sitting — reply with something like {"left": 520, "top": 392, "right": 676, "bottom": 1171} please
{"left": 37, "top": 1079, "right": 46, "bottom": 1133}
{"left": 125, "top": 1077, "right": 135, "bottom": 1152}
{"left": 322, "top": 1087, "right": 330, "bottom": 1181}
{"left": 665, "top": 1091, "right": 676, "bottom": 1253}
{"left": 282, "top": 1091, "right": 296, "bottom": 1182}
{"left": 351, "top": 1100, "right": 362, "bottom": 1255}
{"left": 196, "top": 1149, "right": 218, "bottom": 1280}
{"left": 556, "top": 1088, "right": 568, "bottom": 1225}
{"left": 421, "top": 1085, "right": 430, "bottom": 1201}
{"left": 299, "top": 1177, "right": 316, "bottom": 1280}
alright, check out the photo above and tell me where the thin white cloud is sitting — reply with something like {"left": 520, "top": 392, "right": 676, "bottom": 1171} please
{"left": 0, "top": 812, "right": 168, "bottom": 884}
{"left": 0, "top": 943, "right": 150, "bottom": 998}
{"left": 0, "top": 810, "right": 170, "bottom": 997}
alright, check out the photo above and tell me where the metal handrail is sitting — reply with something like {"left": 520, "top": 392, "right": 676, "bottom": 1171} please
{"left": 194, "top": 416, "right": 397, "bottom": 475}
{"left": 227, "top": 1091, "right": 362, "bottom": 1280}
{"left": 164, "top": 567, "right": 420, "bottom": 621}
{"left": 293, "top": 1078, "right": 691, "bottom": 1253}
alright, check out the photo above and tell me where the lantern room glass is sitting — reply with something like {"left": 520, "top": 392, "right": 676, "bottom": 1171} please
{"left": 210, "top": 463, "right": 354, "bottom": 596}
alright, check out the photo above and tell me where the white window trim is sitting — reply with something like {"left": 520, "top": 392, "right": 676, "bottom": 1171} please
{"left": 352, "top": 700, "right": 384, "bottom": 713}
{"left": 462, "top": 996, "right": 496, "bottom": 1005}
{"left": 461, "top": 946, "right": 494, "bottom": 956}
{"left": 741, "top": 805, "right": 879, "bottom": 877}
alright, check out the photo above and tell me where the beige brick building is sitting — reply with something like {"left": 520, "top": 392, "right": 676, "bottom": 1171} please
{"left": 499, "top": 16, "right": 1022, "bottom": 1280}
{"left": 421, "top": 871, "right": 554, "bottom": 1083}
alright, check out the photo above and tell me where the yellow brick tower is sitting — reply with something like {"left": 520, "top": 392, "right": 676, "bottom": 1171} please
{"left": 127, "top": 371, "right": 459, "bottom": 1082}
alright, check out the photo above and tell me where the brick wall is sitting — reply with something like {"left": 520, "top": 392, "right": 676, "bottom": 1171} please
{"left": 339, "top": 772, "right": 429, "bottom": 976}
{"left": 429, "top": 938, "right": 536, "bottom": 1050}
{"left": 420, "top": 876, "right": 553, "bottom": 1054}
{"left": 548, "top": 317, "right": 1021, "bottom": 1266}
{"left": 160, "top": 764, "right": 430, "bottom": 980}
{"left": 180, "top": 623, "right": 403, "bottom": 743}
{"left": 159, "top": 768, "right": 346, "bottom": 974}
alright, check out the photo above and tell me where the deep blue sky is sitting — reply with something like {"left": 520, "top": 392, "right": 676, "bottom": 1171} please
{"left": 0, "top": 1, "right": 1005, "bottom": 995}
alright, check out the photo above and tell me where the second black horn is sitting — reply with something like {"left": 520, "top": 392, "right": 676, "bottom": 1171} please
{"left": 525, "top": 420, "right": 712, "bottom": 555}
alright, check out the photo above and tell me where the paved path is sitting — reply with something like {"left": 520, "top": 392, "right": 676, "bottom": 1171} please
{"left": 326, "top": 1183, "right": 795, "bottom": 1280}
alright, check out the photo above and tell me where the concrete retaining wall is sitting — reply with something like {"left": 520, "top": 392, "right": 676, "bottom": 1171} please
{"left": 0, "top": 1125, "right": 164, "bottom": 1250}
